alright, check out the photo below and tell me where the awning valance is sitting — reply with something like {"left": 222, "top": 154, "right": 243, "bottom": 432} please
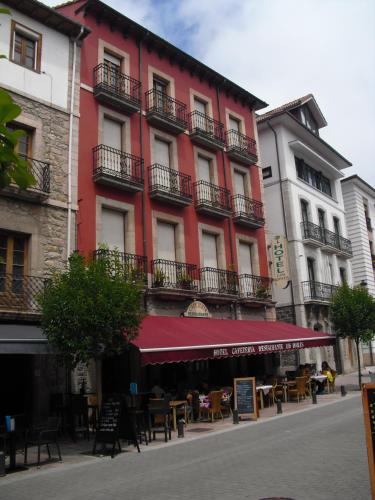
{"left": 133, "top": 316, "right": 335, "bottom": 366}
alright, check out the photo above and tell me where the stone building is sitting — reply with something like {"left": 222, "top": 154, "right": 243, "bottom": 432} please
{"left": 257, "top": 94, "right": 358, "bottom": 374}
{"left": 0, "top": 0, "right": 89, "bottom": 423}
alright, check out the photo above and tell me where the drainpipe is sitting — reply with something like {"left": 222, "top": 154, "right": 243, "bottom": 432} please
{"left": 138, "top": 35, "right": 147, "bottom": 261}
{"left": 67, "top": 27, "right": 85, "bottom": 260}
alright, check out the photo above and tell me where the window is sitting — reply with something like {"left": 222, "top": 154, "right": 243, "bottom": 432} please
{"left": 202, "top": 232, "right": 218, "bottom": 269}
{"left": 262, "top": 166, "right": 272, "bottom": 180}
{"left": 157, "top": 221, "right": 176, "bottom": 261}
{"left": 299, "top": 105, "right": 318, "bottom": 135}
{"left": 239, "top": 242, "right": 253, "bottom": 275}
{"left": 194, "top": 97, "right": 207, "bottom": 115}
{"left": 295, "top": 156, "right": 332, "bottom": 197}
{"left": 10, "top": 21, "right": 42, "bottom": 72}
{"left": 318, "top": 209, "right": 326, "bottom": 230}
{"left": 153, "top": 77, "right": 168, "bottom": 95}
{"left": 100, "top": 208, "right": 125, "bottom": 252}
{"left": 307, "top": 257, "right": 316, "bottom": 282}
{"left": 8, "top": 124, "right": 33, "bottom": 157}
{"left": 0, "top": 233, "right": 28, "bottom": 293}
{"left": 339, "top": 267, "right": 346, "bottom": 284}
{"left": 154, "top": 138, "right": 171, "bottom": 168}
{"left": 103, "top": 51, "right": 122, "bottom": 91}
{"left": 197, "top": 155, "right": 213, "bottom": 183}
{"left": 333, "top": 217, "right": 340, "bottom": 235}
{"left": 301, "top": 200, "right": 309, "bottom": 223}
{"left": 103, "top": 117, "right": 123, "bottom": 151}
{"left": 229, "top": 116, "right": 241, "bottom": 133}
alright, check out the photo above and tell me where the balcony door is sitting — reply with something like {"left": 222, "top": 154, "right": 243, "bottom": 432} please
{"left": 153, "top": 77, "right": 170, "bottom": 114}
{"left": 229, "top": 116, "right": 241, "bottom": 148}
{"left": 202, "top": 232, "right": 220, "bottom": 291}
{"left": 0, "top": 234, "right": 28, "bottom": 303}
{"left": 153, "top": 138, "right": 177, "bottom": 192}
{"left": 233, "top": 170, "right": 247, "bottom": 214}
{"left": 239, "top": 242, "right": 253, "bottom": 296}
{"left": 103, "top": 52, "right": 122, "bottom": 94}
{"left": 194, "top": 97, "right": 211, "bottom": 134}
{"left": 156, "top": 221, "right": 176, "bottom": 286}
{"left": 198, "top": 155, "right": 216, "bottom": 204}
{"left": 103, "top": 117, "right": 128, "bottom": 176}
{"left": 100, "top": 208, "right": 125, "bottom": 253}
{"left": 307, "top": 257, "right": 317, "bottom": 298}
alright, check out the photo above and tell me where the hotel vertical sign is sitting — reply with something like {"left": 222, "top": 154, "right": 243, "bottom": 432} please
{"left": 271, "top": 235, "right": 289, "bottom": 288}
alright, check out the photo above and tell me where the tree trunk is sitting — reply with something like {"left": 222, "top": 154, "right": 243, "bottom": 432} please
{"left": 356, "top": 339, "right": 362, "bottom": 389}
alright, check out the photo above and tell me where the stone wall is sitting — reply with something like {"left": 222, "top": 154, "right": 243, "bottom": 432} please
{"left": 276, "top": 305, "right": 296, "bottom": 324}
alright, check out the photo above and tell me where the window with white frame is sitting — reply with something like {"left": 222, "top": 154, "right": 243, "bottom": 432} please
{"left": 100, "top": 208, "right": 125, "bottom": 252}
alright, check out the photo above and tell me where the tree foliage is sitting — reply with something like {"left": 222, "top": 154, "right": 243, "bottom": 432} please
{"left": 330, "top": 282, "right": 375, "bottom": 386}
{"left": 39, "top": 251, "right": 145, "bottom": 367}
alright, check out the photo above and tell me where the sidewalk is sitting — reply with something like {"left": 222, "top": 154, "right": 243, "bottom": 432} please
{"left": 1, "top": 370, "right": 368, "bottom": 481}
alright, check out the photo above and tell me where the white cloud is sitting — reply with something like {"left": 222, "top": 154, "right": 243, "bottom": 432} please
{"left": 41, "top": 0, "right": 375, "bottom": 184}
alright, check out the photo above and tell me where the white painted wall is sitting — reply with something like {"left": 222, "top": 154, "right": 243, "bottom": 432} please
{"left": 0, "top": 2, "right": 70, "bottom": 109}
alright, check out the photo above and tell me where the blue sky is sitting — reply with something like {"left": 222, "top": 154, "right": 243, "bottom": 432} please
{"left": 43, "top": 0, "right": 375, "bottom": 185}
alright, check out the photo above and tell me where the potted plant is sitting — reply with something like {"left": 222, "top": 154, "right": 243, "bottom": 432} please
{"left": 255, "top": 284, "right": 270, "bottom": 299}
{"left": 177, "top": 272, "right": 193, "bottom": 290}
{"left": 153, "top": 268, "right": 166, "bottom": 287}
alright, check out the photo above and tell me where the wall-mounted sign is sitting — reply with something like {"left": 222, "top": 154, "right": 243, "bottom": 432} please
{"left": 184, "top": 300, "right": 211, "bottom": 318}
{"left": 271, "top": 235, "right": 289, "bottom": 288}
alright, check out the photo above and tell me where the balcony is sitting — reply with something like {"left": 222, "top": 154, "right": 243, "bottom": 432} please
{"left": 93, "top": 63, "right": 141, "bottom": 114}
{"left": 148, "top": 164, "right": 192, "bottom": 207}
{"left": 225, "top": 130, "right": 258, "bottom": 165}
{"left": 93, "top": 249, "right": 147, "bottom": 283}
{"left": 2, "top": 156, "right": 50, "bottom": 201}
{"left": 150, "top": 259, "right": 198, "bottom": 299}
{"left": 232, "top": 195, "right": 265, "bottom": 228}
{"left": 145, "top": 89, "right": 187, "bottom": 134}
{"left": 199, "top": 267, "right": 238, "bottom": 301}
{"left": 238, "top": 275, "right": 272, "bottom": 303}
{"left": 322, "top": 228, "right": 353, "bottom": 258}
{"left": 0, "top": 274, "right": 45, "bottom": 318}
{"left": 194, "top": 180, "right": 231, "bottom": 218}
{"left": 301, "top": 221, "right": 324, "bottom": 247}
{"left": 302, "top": 280, "right": 338, "bottom": 303}
{"left": 93, "top": 145, "right": 143, "bottom": 192}
{"left": 188, "top": 111, "right": 225, "bottom": 150}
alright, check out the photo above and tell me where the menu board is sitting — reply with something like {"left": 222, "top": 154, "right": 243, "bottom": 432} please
{"left": 362, "top": 384, "right": 375, "bottom": 498}
{"left": 233, "top": 377, "right": 257, "bottom": 421}
{"left": 95, "top": 397, "right": 122, "bottom": 445}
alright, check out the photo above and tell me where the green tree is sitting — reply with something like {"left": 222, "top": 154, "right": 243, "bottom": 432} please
{"left": 330, "top": 282, "right": 375, "bottom": 387}
{"left": 38, "top": 251, "right": 145, "bottom": 368}
{"left": 0, "top": 7, "right": 35, "bottom": 189}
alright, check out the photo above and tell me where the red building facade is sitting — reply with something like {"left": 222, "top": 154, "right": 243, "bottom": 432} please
{"left": 58, "top": 0, "right": 274, "bottom": 323}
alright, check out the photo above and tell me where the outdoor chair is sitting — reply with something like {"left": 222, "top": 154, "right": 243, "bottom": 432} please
{"left": 69, "top": 394, "right": 90, "bottom": 441}
{"left": 270, "top": 382, "right": 284, "bottom": 404}
{"left": 147, "top": 399, "right": 172, "bottom": 442}
{"left": 200, "top": 391, "right": 224, "bottom": 422}
{"left": 288, "top": 377, "right": 307, "bottom": 403}
{"left": 220, "top": 387, "right": 233, "bottom": 417}
{"left": 24, "top": 417, "right": 62, "bottom": 467}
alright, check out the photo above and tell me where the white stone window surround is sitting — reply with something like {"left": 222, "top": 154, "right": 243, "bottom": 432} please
{"left": 96, "top": 196, "right": 135, "bottom": 254}
{"left": 298, "top": 196, "right": 311, "bottom": 222}
{"left": 198, "top": 222, "right": 226, "bottom": 269}
{"left": 193, "top": 146, "right": 218, "bottom": 185}
{"left": 149, "top": 127, "right": 179, "bottom": 170}
{"left": 151, "top": 210, "right": 185, "bottom": 262}
{"left": 10, "top": 20, "right": 42, "bottom": 73}
{"left": 231, "top": 161, "right": 252, "bottom": 197}
{"left": 225, "top": 108, "right": 246, "bottom": 134}
{"left": 97, "top": 105, "right": 131, "bottom": 152}
{"left": 98, "top": 39, "right": 130, "bottom": 75}
{"left": 11, "top": 112, "right": 43, "bottom": 160}
{"left": 148, "top": 65, "right": 175, "bottom": 98}
{"left": 235, "top": 234, "right": 260, "bottom": 276}
{"left": 189, "top": 89, "right": 213, "bottom": 117}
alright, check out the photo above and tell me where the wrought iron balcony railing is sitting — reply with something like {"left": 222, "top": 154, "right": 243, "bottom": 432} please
{"left": 20, "top": 155, "right": 50, "bottom": 194}
{"left": 225, "top": 130, "right": 257, "bottom": 163}
{"left": 93, "top": 63, "right": 141, "bottom": 109}
{"left": 194, "top": 180, "right": 231, "bottom": 215}
{"left": 301, "top": 221, "right": 324, "bottom": 244}
{"left": 323, "top": 228, "right": 352, "bottom": 256}
{"left": 151, "top": 259, "right": 198, "bottom": 290}
{"left": 238, "top": 274, "right": 272, "bottom": 299}
{"left": 148, "top": 164, "right": 192, "bottom": 202}
{"left": 232, "top": 195, "right": 265, "bottom": 227}
{"left": 199, "top": 267, "right": 239, "bottom": 295}
{"left": 93, "top": 144, "right": 144, "bottom": 190}
{"left": 145, "top": 89, "right": 187, "bottom": 130}
{"left": 0, "top": 273, "right": 46, "bottom": 313}
{"left": 301, "top": 280, "right": 338, "bottom": 302}
{"left": 93, "top": 249, "right": 147, "bottom": 282}
{"left": 188, "top": 111, "right": 225, "bottom": 148}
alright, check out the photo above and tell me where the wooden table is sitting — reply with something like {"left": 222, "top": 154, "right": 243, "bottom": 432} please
{"left": 169, "top": 401, "right": 188, "bottom": 431}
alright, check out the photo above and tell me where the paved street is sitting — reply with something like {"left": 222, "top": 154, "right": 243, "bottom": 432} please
{"left": 0, "top": 395, "right": 370, "bottom": 500}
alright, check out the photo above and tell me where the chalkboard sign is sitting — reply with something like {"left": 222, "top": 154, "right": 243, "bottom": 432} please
{"left": 93, "top": 396, "right": 122, "bottom": 456}
{"left": 362, "top": 384, "right": 375, "bottom": 498}
{"left": 233, "top": 377, "right": 257, "bottom": 421}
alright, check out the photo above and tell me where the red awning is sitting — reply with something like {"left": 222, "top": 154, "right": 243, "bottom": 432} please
{"left": 133, "top": 316, "right": 335, "bottom": 366}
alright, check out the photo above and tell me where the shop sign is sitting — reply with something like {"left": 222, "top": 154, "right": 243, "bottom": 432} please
{"left": 184, "top": 300, "right": 211, "bottom": 318}
{"left": 213, "top": 341, "right": 305, "bottom": 358}
{"left": 271, "top": 235, "right": 289, "bottom": 288}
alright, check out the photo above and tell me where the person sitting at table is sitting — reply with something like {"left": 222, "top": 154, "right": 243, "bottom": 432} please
{"left": 151, "top": 383, "right": 165, "bottom": 398}
{"left": 321, "top": 361, "right": 334, "bottom": 384}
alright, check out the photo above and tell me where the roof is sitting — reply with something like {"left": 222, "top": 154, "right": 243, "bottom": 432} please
{"left": 341, "top": 175, "right": 375, "bottom": 197}
{"left": 3, "top": 0, "right": 90, "bottom": 38}
{"left": 60, "top": 0, "right": 267, "bottom": 111}
{"left": 257, "top": 94, "right": 327, "bottom": 128}
{"left": 133, "top": 316, "right": 335, "bottom": 365}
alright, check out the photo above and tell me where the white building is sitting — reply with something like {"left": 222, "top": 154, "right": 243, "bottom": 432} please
{"left": 257, "top": 94, "right": 357, "bottom": 373}
{"left": 341, "top": 175, "right": 375, "bottom": 365}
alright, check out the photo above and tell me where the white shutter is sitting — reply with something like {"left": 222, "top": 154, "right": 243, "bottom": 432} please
{"left": 103, "top": 118, "right": 122, "bottom": 150}
{"left": 234, "top": 171, "right": 246, "bottom": 196}
{"left": 229, "top": 116, "right": 240, "bottom": 132}
{"left": 198, "top": 156, "right": 211, "bottom": 182}
{"left": 154, "top": 138, "right": 170, "bottom": 167}
{"left": 202, "top": 233, "right": 218, "bottom": 268}
{"left": 157, "top": 222, "right": 176, "bottom": 261}
{"left": 104, "top": 52, "right": 121, "bottom": 67}
{"left": 194, "top": 98, "right": 206, "bottom": 114}
{"left": 239, "top": 242, "right": 252, "bottom": 274}
{"left": 100, "top": 208, "right": 125, "bottom": 252}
